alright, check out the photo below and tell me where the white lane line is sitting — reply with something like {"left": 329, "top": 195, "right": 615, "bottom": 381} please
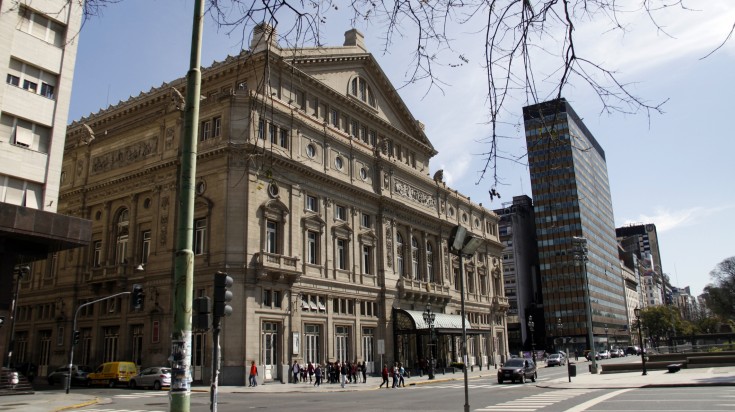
{"left": 565, "top": 388, "right": 634, "bottom": 412}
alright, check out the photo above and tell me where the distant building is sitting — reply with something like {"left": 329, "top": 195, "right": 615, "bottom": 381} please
{"left": 18, "top": 25, "right": 509, "bottom": 384}
{"left": 0, "top": 0, "right": 91, "bottom": 371}
{"left": 494, "top": 195, "right": 540, "bottom": 354}
{"left": 616, "top": 223, "right": 667, "bottom": 307}
{"left": 523, "top": 98, "right": 628, "bottom": 353}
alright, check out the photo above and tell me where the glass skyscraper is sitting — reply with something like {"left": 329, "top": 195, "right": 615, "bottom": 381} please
{"left": 523, "top": 98, "right": 628, "bottom": 353}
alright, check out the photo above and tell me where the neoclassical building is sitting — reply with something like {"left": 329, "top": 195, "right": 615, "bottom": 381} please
{"left": 17, "top": 25, "right": 509, "bottom": 385}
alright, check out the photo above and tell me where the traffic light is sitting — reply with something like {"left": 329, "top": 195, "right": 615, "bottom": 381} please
{"left": 213, "top": 271, "right": 233, "bottom": 318}
{"left": 131, "top": 284, "right": 144, "bottom": 310}
{"left": 192, "top": 296, "right": 211, "bottom": 331}
{"left": 73, "top": 330, "right": 80, "bottom": 345}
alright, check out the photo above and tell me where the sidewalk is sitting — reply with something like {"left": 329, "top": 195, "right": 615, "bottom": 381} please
{"left": 1, "top": 364, "right": 733, "bottom": 411}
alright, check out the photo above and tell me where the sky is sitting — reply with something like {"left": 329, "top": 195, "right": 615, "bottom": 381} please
{"left": 67, "top": 0, "right": 735, "bottom": 297}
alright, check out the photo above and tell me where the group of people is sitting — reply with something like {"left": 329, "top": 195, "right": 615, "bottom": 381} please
{"left": 292, "top": 360, "right": 368, "bottom": 388}
{"left": 379, "top": 362, "right": 408, "bottom": 389}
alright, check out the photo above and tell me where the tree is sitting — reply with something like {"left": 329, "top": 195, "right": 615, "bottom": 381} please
{"left": 639, "top": 305, "right": 683, "bottom": 348}
{"left": 75, "top": 0, "right": 732, "bottom": 189}
{"left": 703, "top": 256, "right": 735, "bottom": 320}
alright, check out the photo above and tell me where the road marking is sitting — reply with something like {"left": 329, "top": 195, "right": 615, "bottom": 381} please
{"left": 476, "top": 389, "right": 599, "bottom": 411}
{"left": 81, "top": 409, "right": 165, "bottom": 412}
{"left": 565, "top": 388, "right": 633, "bottom": 412}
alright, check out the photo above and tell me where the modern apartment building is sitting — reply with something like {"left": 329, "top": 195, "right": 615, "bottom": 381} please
{"left": 523, "top": 98, "right": 628, "bottom": 354}
{"left": 16, "top": 25, "right": 509, "bottom": 385}
{"left": 0, "top": 0, "right": 90, "bottom": 371}
{"left": 494, "top": 195, "right": 540, "bottom": 354}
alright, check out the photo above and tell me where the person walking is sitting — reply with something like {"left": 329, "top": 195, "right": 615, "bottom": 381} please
{"left": 291, "top": 360, "right": 300, "bottom": 384}
{"left": 398, "top": 362, "right": 406, "bottom": 387}
{"left": 361, "top": 361, "right": 367, "bottom": 383}
{"left": 379, "top": 364, "right": 389, "bottom": 388}
{"left": 340, "top": 361, "right": 348, "bottom": 388}
{"left": 308, "top": 361, "right": 314, "bottom": 383}
{"left": 249, "top": 361, "right": 258, "bottom": 387}
{"left": 314, "top": 364, "right": 322, "bottom": 387}
{"left": 391, "top": 362, "right": 399, "bottom": 388}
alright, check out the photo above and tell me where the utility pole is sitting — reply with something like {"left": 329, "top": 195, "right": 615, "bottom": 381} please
{"left": 170, "top": 1, "right": 204, "bottom": 411}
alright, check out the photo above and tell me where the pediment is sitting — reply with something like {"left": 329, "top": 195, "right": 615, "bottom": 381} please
{"left": 287, "top": 53, "right": 435, "bottom": 154}
{"left": 302, "top": 214, "right": 325, "bottom": 232}
{"left": 331, "top": 221, "right": 353, "bottom": 238}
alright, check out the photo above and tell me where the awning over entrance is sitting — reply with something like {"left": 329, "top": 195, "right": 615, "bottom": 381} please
{"left": 394, "top": 309, "right": 472, "bottom": 332}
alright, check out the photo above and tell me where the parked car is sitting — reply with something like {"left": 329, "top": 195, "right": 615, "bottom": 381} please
{"left": 48, "top": 365, "right": 92, "bottom": 386}
{"left": 626, "top": 346, "right": 641, "bottom": 355}
{"left": 611, "top": 348, "right": 624, "bottom": 358}
{"left": 498, "top": 358, "right": 537, "bottom": 384}
{"left": 546, "top": 353, "right": 566, "bottom": 367}
{"left": 87, "top": 361, "right": 138, "bottom": 388}
{"left": 598, "top": 350, "right": 610, "bottom": 359}
{"left": 129, "top": 366, "right": 171, "bottom": 390}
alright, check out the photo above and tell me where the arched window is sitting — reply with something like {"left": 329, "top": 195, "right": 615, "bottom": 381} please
{"left": 350, "top": 77, "right": 376, "bottom": 107}
{"left": 115, "top": 209, "right": 129, "bottom": 264}
{"left": 396, "top": 233, "right": 405, "bottom": 277}
{"left": 426, "top": 243, "right": 434, "bottom": 283}
{"left": 411, "top": 237, "right": 420, "bottom": 280}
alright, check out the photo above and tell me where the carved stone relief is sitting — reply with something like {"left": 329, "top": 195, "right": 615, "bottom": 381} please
{"left": 91, "top": 137, "right": 158, "bottom": 174}
{"left": 394, "top": 179, "right": 436, "bottom": 209}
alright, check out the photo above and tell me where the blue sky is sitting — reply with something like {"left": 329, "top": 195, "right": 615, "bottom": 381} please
{"left": 68, "top": 0, "right": 735, "bottom": 297}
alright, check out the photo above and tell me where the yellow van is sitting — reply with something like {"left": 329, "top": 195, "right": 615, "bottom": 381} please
{"left": 87, "top": 361, "right": 138, "bottom": 387}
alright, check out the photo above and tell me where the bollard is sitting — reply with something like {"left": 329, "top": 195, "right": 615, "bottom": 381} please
{"left": 568, "top": 362, "right": 576, "bottom": 382}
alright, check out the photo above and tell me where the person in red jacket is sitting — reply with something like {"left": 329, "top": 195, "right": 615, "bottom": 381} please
{"left": 379, "top": 364, "right": 389, "bottom": 388}
{"left": 248, "top": 361, "right": 258, "bottom": 387}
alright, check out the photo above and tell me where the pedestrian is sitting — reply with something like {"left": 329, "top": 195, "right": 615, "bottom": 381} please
{"left": 340, "top": 361, "right": 348, "bottom": 388}
{"left": 361, "top": 361, "right": 367, "bottom": 383}
{"left": 574, "top": 350, "right": 579, "bottom": 361}
{"left": 351, "top": 361, "right": 358, "bottom": 383}
{"left": 308, "top": 361, "right": 314, "bottom": 382}
{"left": 291, "top": 360, "right": 300, "bottom": 383}
{"left": 301, "top": 364, "right": 307, "bottom": 382}
{"left": 379, "top": 364, "right": 389, "bottom": 388}
{"left": 314, "top": 364, "right": 322, "bottom": 387}
{"left": 249, "top": 361, "right": 258, "bottom": 387}
{"left": 398, "top": 362, "right": 406, "bottom": 387}
{"left": 391, "top": 362, "right": 399, "bottom": 388}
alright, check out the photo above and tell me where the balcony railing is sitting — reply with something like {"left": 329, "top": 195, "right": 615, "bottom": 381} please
{"left": 397, "top": 277, "right": 451, "bottom": 303}
{"left": 254, "top": 252, "right": 301, "bottom": 279}
{"left": 492, "top": 296, "right": 510, "bottom": 309}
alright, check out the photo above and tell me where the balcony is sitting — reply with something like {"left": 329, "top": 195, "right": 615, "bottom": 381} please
{"left": 397, "top": 277, "right": 451, "bottom": 304}
{"left": 492, "top": 296, "right": 510, "bottom": 311}
{"left": 85, "top": 264, "right": 130, "bottom": 292}
{"left": 254, "top": 252, "right": 301, "bottom": 281}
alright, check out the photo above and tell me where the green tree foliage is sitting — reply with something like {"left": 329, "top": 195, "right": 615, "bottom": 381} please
{"left": 703, "top": 257, "right": 735, "bottom": 320}
{"left": 639, "top": 305, "right": 684, "bottom": 346}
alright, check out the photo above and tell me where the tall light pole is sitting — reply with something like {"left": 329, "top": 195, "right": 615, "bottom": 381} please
{"left": 572, "top": 236, "right": 597, "bottom": 373}
{"left": 423, "top": 304, "right": 436, "bottom": 380}
{"left": 605, "top": 324, "right": 609, "bottom": 352}
{"left": 557, "top": 318, "right": 563, "bottom": 354}
{"left": 634, "top": 307, "right": 647, "bottom": 375}
{"left": 5, "top": 265, "right": 30, "bottom": 369}
{"left": 448, "top": 225, "right": 483, "bottom": 412}
{"left": 528, "top": 315, "right": 535, "bottom": 362}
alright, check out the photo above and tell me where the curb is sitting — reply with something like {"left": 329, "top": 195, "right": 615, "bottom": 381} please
{"left": 54, "top": 397, "right": 101, "bottom": 412}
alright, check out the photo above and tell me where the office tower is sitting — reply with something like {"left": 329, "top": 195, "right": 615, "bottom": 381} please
{"left": 0, "top": 1, "right": 90, "bottom": 370}
{"left": 524, "top": 98, "right": 628, "bottom": 353}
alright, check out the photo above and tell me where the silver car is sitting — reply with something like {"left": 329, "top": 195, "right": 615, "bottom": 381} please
{"left": 129, "top": 366, "right": 171, "bottom": 390}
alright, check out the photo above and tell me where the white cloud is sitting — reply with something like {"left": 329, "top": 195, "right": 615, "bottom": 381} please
{"left": 623, "top": 205, "right": 734, "bottom": 232}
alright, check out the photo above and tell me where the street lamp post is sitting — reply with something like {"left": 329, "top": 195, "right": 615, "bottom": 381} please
{"left": 605, "top": 324, "right": 609, "bottom": 352}
{"left": 557, "top": 318, "right": 563, "bottom": 355}
{"left": 528, "top": 315, "right": 536, "bottom": 362}
{"left": 5, "top": 265, "right": 30, "bottom": 369}
{"left": 423, "top": 304, "right": 436, "bottom": 380}
{"left": 448, "top": 225, "right": 483, "bottom": 412}
{"left": 572, "top": 236, "right": 598, "bottom": 373}
{"left": 634, "top": 307, "right": 647, "bottom": 376}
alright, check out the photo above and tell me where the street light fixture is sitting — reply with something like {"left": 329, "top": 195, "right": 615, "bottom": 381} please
{"left": 572, "top": 236, "right": 598, "bottom": 373}
{"left": 528, "top": 315, "right": 536, "bottom": 362}
{"left": 448, "top": 225, "right": 482, "bottom": 412}
{"left": 605, "top": 324, "right": 609, "bottom": 352}
{"left": 423, "top": 304, "right": 436, "bottom": 380}
{"left": 634, "top": 307, "right": 647, "bottom": 376}
{"left": 557, "top": 318, "right": 563, "bottom": 354}
{"left": 5, "top": 265, "right": 30, "bottom": 369}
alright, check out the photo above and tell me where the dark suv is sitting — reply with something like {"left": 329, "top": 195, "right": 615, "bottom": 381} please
{"left": 498, "top": 358, "right": 537, "bottom": 384}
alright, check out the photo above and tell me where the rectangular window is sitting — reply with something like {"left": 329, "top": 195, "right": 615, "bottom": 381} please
{"left": 336, "top": 205, "right": 346, "bottom": 221}
{"left": 361, "top": 213, "right": 370, "bottom": 228}
{"left": 93, "top": 241, "right": 102, "bottom": 267}
{"left": 200, "top": 120, "right": 211, "bottom": 140}
{"left": 263, "top": 289, "right": 272, "bottom": 307}
{"left": 266, "top": 220, "right": 278, "bottom": 254}
{"left": 6, "top": 74, "right": 20, "bottom": 86}
{"left": 350, "top": 120, "right": 358, "bottom": 137}
{"left": 362, "top": 245, "right": 372, "bottom": 275}
{"left": 330, "top": 109, "right": 339, "bottom": 127}
{"left": 141, "top": 231, "right": 151, "bottom": 264}
{"left": 279, "top": 127, "right": 289, "bottom": 148}
{"left": 269, "top": 123, "right": 277, "bottom": 144}
{"left": 273, "top": 290, "right": 281, "bottom": 308}
{"left": 194, "top": 218, "right": 206, "bottom": 255}
{"left": 22, "top": 79, "right": 38, "bottom": 93}
{"left": 337, "top": 239, "right": 346, "bottom": 270}
{"left": 213, "top": 117, "right": 222, "bottom": 137}
{"left": 296, "top": 89, "right": 306, "bottom": 110}
{"left": 41, "top": 82, "right": 55, "bottom": 99}
{"left": 307, "top": 231, "right": 319, "bottom": 264}
{"left": 360, "top": 125, "right": 368, "bottom": 143}
{"left": 258, "top": 118, "right": 265, "bottom": 139}
{"left": 306, "top": 195, "right": 318, "bottom": 212}
{"left": 369, "top": 130, "right": 377, "bottom": 146}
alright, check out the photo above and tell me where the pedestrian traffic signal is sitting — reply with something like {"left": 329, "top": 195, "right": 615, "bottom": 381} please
{"left": 73, "top": 330, "right": 80, "bottom": 345}
{"left": 131, "top": 284, "right": 144, "bottom": 310}
{"left": 192, "top": 296, "right": 211, "bottom": 331}
{"left": 213, "top": 271, "right": 233, "bottom": 318}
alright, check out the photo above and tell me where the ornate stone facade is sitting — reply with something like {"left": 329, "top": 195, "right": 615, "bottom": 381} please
{"left": 15, "top": 27, "right": 508, "bottom": 385}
